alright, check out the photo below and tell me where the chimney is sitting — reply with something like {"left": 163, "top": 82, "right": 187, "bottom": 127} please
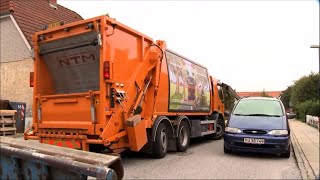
{"left": 9, "top": 0, "right": 15, "bottom": 13}
{"left": 48, "top": 0, "right": 58, "bottom": 9}
{"left": 49, "top": 0, "right": 57, "bottom": 4}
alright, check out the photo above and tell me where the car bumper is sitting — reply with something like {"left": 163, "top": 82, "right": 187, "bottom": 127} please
{"left": 224, "top": 133, "right": 290, "bottom": 154}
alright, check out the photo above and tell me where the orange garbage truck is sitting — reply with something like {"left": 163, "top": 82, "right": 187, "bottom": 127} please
{"left": 25, "top": 15, "right": 238, "bottom": 158}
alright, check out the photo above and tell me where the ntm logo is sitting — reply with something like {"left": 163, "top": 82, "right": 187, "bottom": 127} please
{"left": 57, "top": 52, "right": 97, "bottom": 67}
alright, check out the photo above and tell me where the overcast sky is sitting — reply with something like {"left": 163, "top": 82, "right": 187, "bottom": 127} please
{"left": 59, "top": 0, "right": 319, "bottom": 92}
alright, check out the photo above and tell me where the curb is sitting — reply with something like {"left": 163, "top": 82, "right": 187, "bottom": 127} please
{"left": 290, "top": 123, "right": 318, "bottom": 180}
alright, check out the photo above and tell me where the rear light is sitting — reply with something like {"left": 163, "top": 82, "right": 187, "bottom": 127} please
{"left": 30, "top": 72, "right": 34, "bottom": 87}
{"left": 104, "top": 61, "right": 110, "bottom": 79}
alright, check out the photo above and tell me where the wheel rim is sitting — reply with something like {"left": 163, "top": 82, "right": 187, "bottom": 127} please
{"left": 179, "top": 126, "right": 188, "bottom": 147}
{"left": 216, "top": 124, "right": 223, "bottom": 136}
{"left": 160, "top": 128, "right": 167, "bottom": 152}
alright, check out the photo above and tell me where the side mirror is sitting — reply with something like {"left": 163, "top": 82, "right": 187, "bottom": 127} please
{"left": 286, "top": 113, "right": 296, "bottom": 119}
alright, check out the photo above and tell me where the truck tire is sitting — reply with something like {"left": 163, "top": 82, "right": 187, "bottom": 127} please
{"left": 153, "top": 123, "right": 169, "bottom": 158}
{"left": 176, "top": 121, "right": 190, "bottom": 152}
{"left": 213, "top": 118, "right": 225, "bottom": 140}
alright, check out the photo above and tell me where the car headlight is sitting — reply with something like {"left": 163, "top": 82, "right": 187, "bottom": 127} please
{"left": 225, "top": 127, "right": 241, "bottom": 133}
{"left": 268, "top": 130, "right": 288, "bottom": 136}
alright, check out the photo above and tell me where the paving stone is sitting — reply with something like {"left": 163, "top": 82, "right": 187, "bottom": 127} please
{"left": 290, "top": 119, "right": 319, "bottom": 180}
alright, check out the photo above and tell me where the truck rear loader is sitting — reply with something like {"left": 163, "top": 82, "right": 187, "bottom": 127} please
{"left": 25, "top": 15, "right": 239, "bottom": 158}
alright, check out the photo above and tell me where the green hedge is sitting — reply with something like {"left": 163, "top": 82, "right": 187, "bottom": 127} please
{"left": 308, "top": 101, "right": 320, "bottom": 117}
{"left": 295, "top": 100, "right": 320, "bottom": 121}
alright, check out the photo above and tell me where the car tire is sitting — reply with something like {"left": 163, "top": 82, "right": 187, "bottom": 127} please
{"left": 153, "top": 123, "right": 168, "bottom": 158}
{"left": 213, "top": 118, "right": 225, "bottom": 140}
{"left": 224, "top": 144, "right": 232, "bottom": 154}
{"left": 281, "top": 146, "right": 290, "bottom": 158}
{"left": 176, "top": 121, "right": 190, "bottom": 152}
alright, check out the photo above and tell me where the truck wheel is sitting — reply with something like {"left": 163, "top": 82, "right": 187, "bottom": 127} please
{"left": 153, "top": 123, "right": 168, "bottom": 158}
{"left": 176, "top": 121, "right": 190, "bottom": 152}
{"left": 213, "top": 118, "right": 225, "bottom": 140}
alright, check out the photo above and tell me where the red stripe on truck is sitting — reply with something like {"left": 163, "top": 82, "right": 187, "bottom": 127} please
{"left": 65, "top": 141, "right": 74, "bottom": 148}
{"left": 56, "top": 142, "right": 63, "bottom": 147}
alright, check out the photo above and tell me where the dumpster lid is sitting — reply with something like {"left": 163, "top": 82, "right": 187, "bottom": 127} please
{"left": 0, "top": 137, "right": 124, "bottom": 179}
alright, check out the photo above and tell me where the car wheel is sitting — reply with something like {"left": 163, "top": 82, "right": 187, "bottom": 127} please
{"left": 213, "top": 118, "right": 225, "bottom": 140}
{"left": 176, "top": 121, "right": 190, "bottom": 152}
{"left": 153, "top": 123, "right": 168, "bottom": 158}
{"left": 281, "top": 146, "right": 290, "bottom": 158}
{"left": 224, "top": 144, "right": 232, "bottom": 154}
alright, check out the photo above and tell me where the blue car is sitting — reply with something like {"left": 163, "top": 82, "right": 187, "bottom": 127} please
{"left": 223, "top": 97, "right": 291, "bottom": 158}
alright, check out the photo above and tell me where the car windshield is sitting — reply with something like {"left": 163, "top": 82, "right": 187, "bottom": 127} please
{"left": 232, "top": 99, "right": 283, "bottom": 116}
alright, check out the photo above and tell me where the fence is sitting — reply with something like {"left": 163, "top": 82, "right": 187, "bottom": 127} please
{"left": 306, "top": 115, "right": 319, "bottom": 131}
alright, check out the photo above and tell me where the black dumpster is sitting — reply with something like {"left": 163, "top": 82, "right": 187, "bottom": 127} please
{"left": 0, "top": 100, "right": 10, "bottom": 110}
{"left": 8, "top": 102, "right": 26, "bottom": 133}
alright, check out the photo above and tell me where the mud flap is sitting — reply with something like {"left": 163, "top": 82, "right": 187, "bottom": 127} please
{"left": 167, "top": 138, "right": 177, "bottom": 151}
{"left": 126, "top": 115, "right": 147, "bottom": 152}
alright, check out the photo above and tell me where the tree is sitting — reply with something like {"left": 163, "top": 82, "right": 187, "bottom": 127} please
{"left": 280, "top": 86, "right": 292, "bottom": 109}
{"left": 291, "top": 72, "right": 319, "bottom": 107}
{"left": 289, "top": 72, "right": 320, "bottom": 120}
{"left": 260, "top": 89, "right": 271, "bottom": 97}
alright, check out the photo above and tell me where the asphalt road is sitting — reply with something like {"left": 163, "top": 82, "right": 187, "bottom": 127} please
{"left": 121, "top": 138, "right": 301, "bottom": 179}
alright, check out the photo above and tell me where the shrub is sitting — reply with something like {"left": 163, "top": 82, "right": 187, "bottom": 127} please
{"left": 308, "top": 101, "right": 320, "bottom": 117}
{"left": 280, "top": 86, "right": 292, "bottom": 109}
{"left": 295, "top": 100, "right": 320, "bottom": 121}
{"left": 291, "top": 73, "right": 319, "bottom": 107}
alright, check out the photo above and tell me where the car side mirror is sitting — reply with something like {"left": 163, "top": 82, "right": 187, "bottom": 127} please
{"left": 286, "top": 113, "right": 296, "bottom": 119}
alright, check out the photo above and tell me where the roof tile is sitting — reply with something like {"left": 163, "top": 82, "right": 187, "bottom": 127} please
{"left": 237, "top": 91, "right": 282, "bottom": 98}
{"left": 1, "top": 0, "right": 83, "bottom": 48}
